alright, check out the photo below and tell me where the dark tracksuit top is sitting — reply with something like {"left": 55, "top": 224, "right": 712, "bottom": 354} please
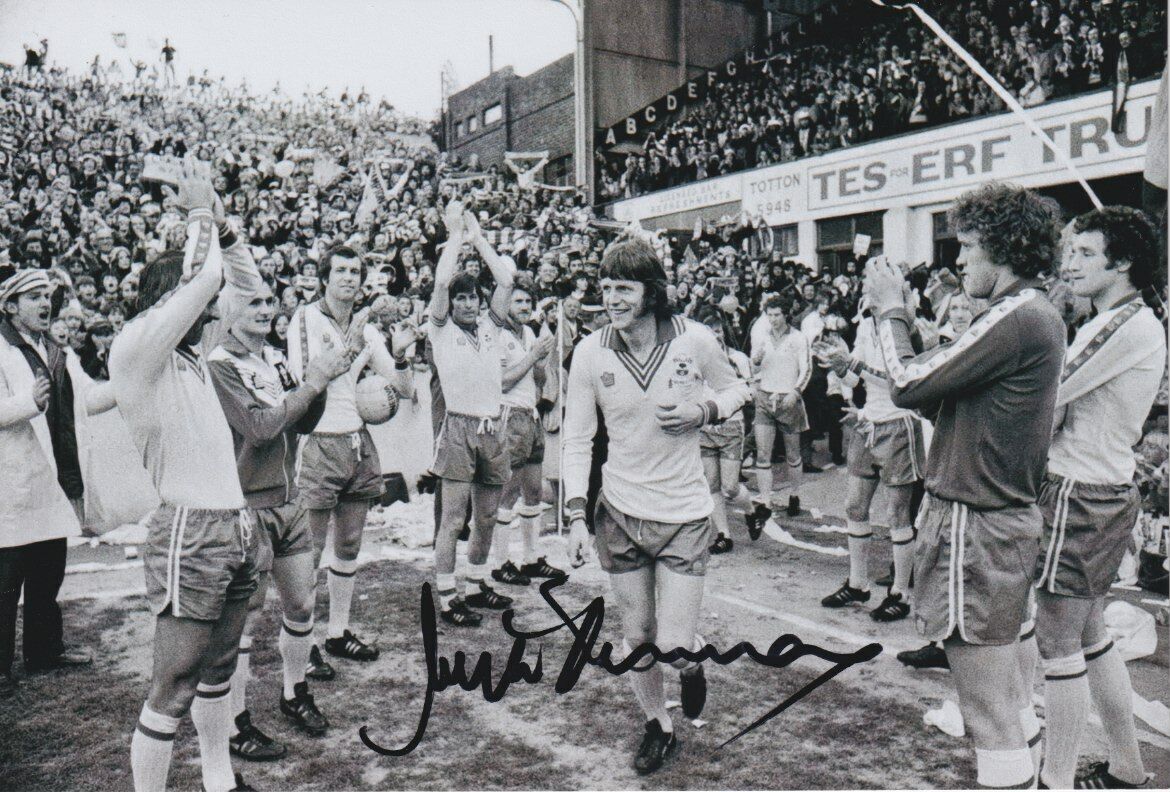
{"left": 876, "top": 281, "right": 1066, "bottom": 511}
{"left": 208, "top": 333, "right": 326, "bottom": 510}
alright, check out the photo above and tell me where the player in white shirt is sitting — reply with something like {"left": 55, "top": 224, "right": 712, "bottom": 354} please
{"left": 286, "top": 246, "right": 412, "bottom": 666}
{"left": 696, "top": 311, "right": 751, "bottom": 555}
{"left": 110, "top": 158, "right": 258, "bottom": 792}
{"left": 489, "top": 272, "right": 566, "bottom": 587}
{"left": 813, "top": 310, "right": 925, "bottom": 623}
{"left": 427, "top": 201, "right": 518, "bottom": 627}
{"left": 746, "top": 297, "right": 810, "bottom": 534}
{"left": 1034, "top": 207, "right": 1165, "bottom": 790}
{"left": 564, "top": 238, "right": 749, "bottom": 775}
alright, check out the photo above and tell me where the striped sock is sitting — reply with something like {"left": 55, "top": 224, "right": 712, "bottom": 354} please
{"left": 229, "top": 635, "right": 251, "bottom": 718}
{"left": 279, "top": 617, "right": 314, "bottom": 699}
{"left": 191, "top": 681, "right": 235, "bottom": 792}
{"left": 131, "top": 703, "right": 178, "bottom": 792}
{"left": 328, "top": 558, "right": 359, "bottom": 639}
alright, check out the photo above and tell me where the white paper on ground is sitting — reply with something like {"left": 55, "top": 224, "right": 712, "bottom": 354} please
{"left": 923, "top": 700, "right": 965, "bottom": 737}
{"left": 762, "top": 520, "right": 848, "bottom": 556}
{"left": 1132, "top": 694, "right": 1170, "bottom": 737}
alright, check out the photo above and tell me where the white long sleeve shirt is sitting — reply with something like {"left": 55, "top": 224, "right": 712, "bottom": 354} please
{"left": 1048, "top": 297, "right": 1166, "bottom": 485}
{"left": 846, "top": 317, "right": 918, "bottom": 424}
{"left": 563, "top": 316, "right": 750, "bottom": 523}
{"left": 109, "top": 211, "right": 252, "bottom": 510}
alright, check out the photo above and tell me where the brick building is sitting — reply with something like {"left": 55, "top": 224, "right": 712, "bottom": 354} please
{"left": 443, "top": 54, "right": 575, "bottom": 186}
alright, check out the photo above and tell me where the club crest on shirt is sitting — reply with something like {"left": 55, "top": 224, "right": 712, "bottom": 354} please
{"left": 669, "top": 353, "right": 699, "bottom": 385}
{"left": 601, "top": 372, "right": 615, "bottom": 387}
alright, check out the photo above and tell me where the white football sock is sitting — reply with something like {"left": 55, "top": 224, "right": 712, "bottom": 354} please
{"left": 464, "top": 561, "right": 487, "bottom": 595}
{"left": 279, "top": 616, "right": 314, "bottom": 699}
{"left": 891, "top": 529, "right": 914, "bottom": 596}
{"left": 190, "top": 681, "right": 235, "bottom": 792}
{"left": 975, "top": 747, "right": 1034, "bottom": 789}
{"left": 1040, "top": 653, "right": 1089, "bottom": 789}
{"left": 491, "top": 509, "right": 514, "bottom": 566}
{"left": 327, "top": 557, "right": 359, "bottom": 639}
{"left": 229, "top": 635, "right": 251, "bottom": 719}
{"left": 1085, "top": 639, "right": 1146, "bottom": 785}
{"left": 846, "top": 520, "right": 871, "bottom": 591}
{"left": 131, "top": 703, "right": 178, "bottom": 792}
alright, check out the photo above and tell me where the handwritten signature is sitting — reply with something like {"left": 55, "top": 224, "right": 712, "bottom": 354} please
{"left": 360, "top": 579, "right": 882, "bottom": 756}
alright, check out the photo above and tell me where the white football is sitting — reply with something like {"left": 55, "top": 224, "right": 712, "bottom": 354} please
{"left": 355, "top": 375, "right": 399, "bottom": 425}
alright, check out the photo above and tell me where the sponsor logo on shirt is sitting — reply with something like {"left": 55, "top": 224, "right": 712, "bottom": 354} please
{"left": 601, "top": 372, "right": 614, "bottom": 387}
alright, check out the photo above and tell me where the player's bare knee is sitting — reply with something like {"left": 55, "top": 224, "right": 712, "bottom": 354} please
{"left": 845, "top": 501, "right": 871, "bottom": 524}
{"left": 889, "top": 525, "right": 915, "bottom": 545}
{"left": 1035, "top": 624, "right": 1082, "bottom": 660}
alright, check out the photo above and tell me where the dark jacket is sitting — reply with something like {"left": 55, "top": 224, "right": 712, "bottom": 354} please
{"left": 0, "top": 319, "right": 82, "bottom": 499}
{"left": 207, "top": 333, "right": 326, "bottom": 509}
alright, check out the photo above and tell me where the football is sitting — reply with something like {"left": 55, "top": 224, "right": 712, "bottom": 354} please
{"left": 355, "top": 375, "right": 399, "bottom": 425}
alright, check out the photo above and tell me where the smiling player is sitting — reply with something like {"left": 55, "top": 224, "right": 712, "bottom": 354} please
{"left": 564, "top": 237, "right": 749, "bottom": 775}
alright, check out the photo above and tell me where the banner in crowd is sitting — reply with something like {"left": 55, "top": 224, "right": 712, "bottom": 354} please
{"left": 612, "top": 81, "right": 1158, "bottom": 227}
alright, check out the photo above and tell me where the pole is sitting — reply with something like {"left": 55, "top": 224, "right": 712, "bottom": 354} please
{"left": 489, "top": 35, "right": 494, "bottom": 75}
{"left": 551, "top": 0, "right": 588, "bottom": 191}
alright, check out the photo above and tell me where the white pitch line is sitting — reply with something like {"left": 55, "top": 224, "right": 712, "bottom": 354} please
{"left": 60, "top": 586, "right": 146, "bottom": 603}
{"left": 711, "top": 591, "right": 919, "bottom": 655}
{"left": 716, "top": 591, "right": 1170, "bottom": 750}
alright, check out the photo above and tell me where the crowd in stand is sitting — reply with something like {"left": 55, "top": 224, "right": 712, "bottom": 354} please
{"left": 597, "top": 0, "right": 1167, "bottom": 201}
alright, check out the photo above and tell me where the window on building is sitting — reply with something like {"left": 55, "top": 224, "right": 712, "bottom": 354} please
{"left": 545, "top": 155, "right": 572, "bottom": 187}
{"left": 773, "top": 223, "right": 798, "bottom": 257}
{"left": 816, "top": 211, "right": 884, "bottom": 274}
{"left": 467, "top": 115, "right": 478, "bottom": 133}
{"left": 484, "top": 103, "right": 502, "bottom": 125}
{"left": 454, "top": 120, "right": 464, "bottom": 139}
{"left": 932, "top": 211, "right": 959, "bottom": 271}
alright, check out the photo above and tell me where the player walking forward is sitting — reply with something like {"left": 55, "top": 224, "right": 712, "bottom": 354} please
{"left": 209, "top": 267, "right": 351, "bottom": 758}
{"left": 286, "top": 246, "right": 411, "bottom": 665}
{"left": 746, "top": 297, "right": 810, "bottom": 534}
{"left": 564, "top": 238, "right": 749, "bottom": 775}
{"left": 697, "top": 311, "right": 751, "bottom": 555}
{"left": 112, "top": 158, "right": 259, "bottom": 792}
{"left": 868, "top": 183, "right": 1066, "bottom": 790}
{"left": 1034, "top": 207, "right": 1164, "bottom": 790}
{"left": 815, "top": 310, "right": 926, "bottom": 622}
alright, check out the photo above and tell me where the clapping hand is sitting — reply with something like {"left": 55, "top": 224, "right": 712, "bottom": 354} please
{"left": 863, "top": 256, "right": 907, "bottom": 316}
{"left": 32, "top": 374, "right": 50, "bottom": 411}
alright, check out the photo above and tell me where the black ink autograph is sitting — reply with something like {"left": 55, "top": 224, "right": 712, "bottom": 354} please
{"left": 360, "top": 579, "right": 882, "bottom": 756}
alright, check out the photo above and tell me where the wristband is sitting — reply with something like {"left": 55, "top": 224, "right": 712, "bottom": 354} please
{"left": 218, "top": 222, "right": 238, "bottom": 249}
{"left": 567, "top": 509, "right": 586, "bottom": 524}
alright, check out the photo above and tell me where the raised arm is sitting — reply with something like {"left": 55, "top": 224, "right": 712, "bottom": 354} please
{"left": 464, "top": 210, "right": 514, "bottom": 321}
{"left": 427, "top": 200, "right": 466, "bottom": 326}
{"left": 110, "top": 208, "right": 222, "bottom": 380}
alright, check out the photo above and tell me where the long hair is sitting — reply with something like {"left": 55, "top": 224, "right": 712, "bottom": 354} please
{"left": 599, "top": 238, "right": 672, "bottom": 320}
{"left": 136, "top": 250, "right": 185, "bottom": 314}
